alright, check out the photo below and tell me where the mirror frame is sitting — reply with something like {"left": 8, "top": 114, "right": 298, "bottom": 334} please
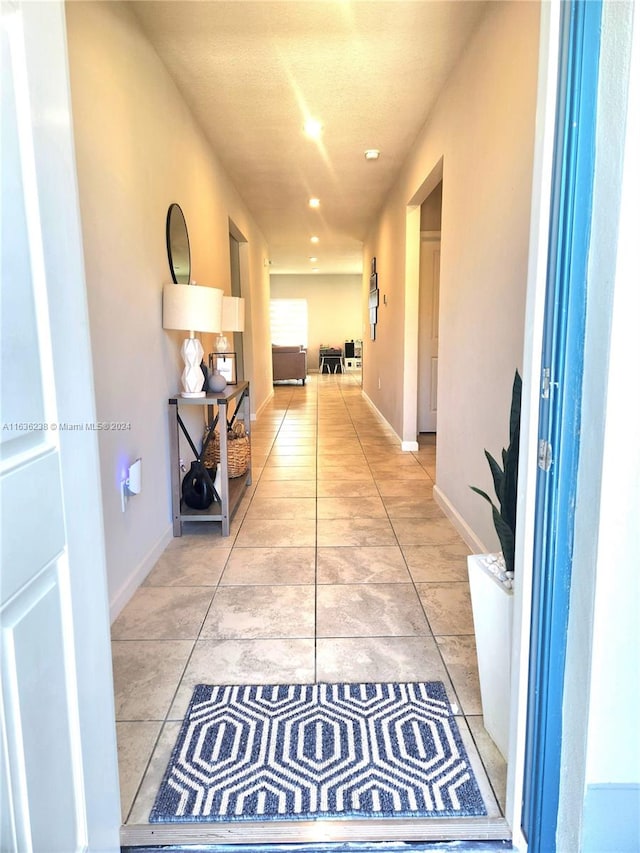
{"left": 166, "top": 203, "right": 191, "bottom": 284}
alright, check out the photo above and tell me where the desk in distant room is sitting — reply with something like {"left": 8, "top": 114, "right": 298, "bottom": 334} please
{"left": 319, "top": 347, "right": 344, "bottom": 373}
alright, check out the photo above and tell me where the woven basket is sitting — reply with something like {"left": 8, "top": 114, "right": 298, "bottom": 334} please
{"left": 202, "top": 422, "right": 250, "bottom": 478}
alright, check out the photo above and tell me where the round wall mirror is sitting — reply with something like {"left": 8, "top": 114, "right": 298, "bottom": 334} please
{"left": 166, "top": 203, "right": 191, "bottom": 284}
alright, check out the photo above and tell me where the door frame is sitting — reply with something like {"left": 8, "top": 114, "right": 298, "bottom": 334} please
{"left": 228, "top": 219, "right": 248, "bottom": 382}
{"left": 521, "top": 0, "right": 603, "bottom": 848}
{"left": 504, "top": 1, "right": 563, "bottom": 844}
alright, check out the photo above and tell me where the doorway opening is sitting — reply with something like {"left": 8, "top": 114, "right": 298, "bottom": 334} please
{"left": 229, "top": 219, "right": 248, "bottom": 382}
{"left": 418, "top": 183, "right": 442, "bottom": 441}
{"left": 417, "top": 227, "right": 440, "bottom": 501}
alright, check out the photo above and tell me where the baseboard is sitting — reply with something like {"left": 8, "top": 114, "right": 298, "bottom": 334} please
{"left": 433, "top": 484, "right": 489, "bottom": 555}
{"left": 360, "top": 390, "right": 405, "bottom": 449}
{"left": 109, "top": 523, "right": 173, "bottom": 623}
{"left": 253, "top": 388, "right": 274, "bottom": 421}
{"left": 359, "top": 392, "right": 420, "bottom": 452}
{"left": 360, "top": 389, "right": 385, "bottom": 423}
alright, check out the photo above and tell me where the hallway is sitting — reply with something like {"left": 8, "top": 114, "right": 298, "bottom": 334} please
{"left": 112, "top": 373, "right": 506, "bottom": 839}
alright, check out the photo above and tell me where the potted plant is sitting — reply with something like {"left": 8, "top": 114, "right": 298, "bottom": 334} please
{"left": 468, "top": 369, "right": 521, "bottom": 759}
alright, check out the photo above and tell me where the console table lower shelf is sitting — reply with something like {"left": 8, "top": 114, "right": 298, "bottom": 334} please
{"left": 168, "top": 382, "right": 251, "bottom": 537}
{"left": 175, "top": 475, "right": 248, "bottom": 530}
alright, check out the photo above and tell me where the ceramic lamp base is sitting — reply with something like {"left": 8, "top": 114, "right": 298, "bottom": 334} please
{"left": 180, "top": 336, "right": 205, "bottom": 397}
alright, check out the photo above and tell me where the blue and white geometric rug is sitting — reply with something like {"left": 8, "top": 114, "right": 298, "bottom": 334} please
{"left": 150, "top": 681, "right": 487, "bottom": 823}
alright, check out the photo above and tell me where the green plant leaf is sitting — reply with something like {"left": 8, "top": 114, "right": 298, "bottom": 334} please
{"left": 503, "top": 373, "right": 521, "bottom": 531}
{"left": 492, "top": 506, "right": 515, "bottom": 574}
{"left": 470, "top": 485, "right": 496, "bottom": 508}
{"left": 510, "top": 371, "right": 522, "bottom": 445}
{"left": 503, "top": 437, "right": 519, "bottom": 530}
{"left": 485, "top": 451, "right": 504, "bottom": 507}
{"left": 470, "top": 368, "right": 522, "bottom": 575}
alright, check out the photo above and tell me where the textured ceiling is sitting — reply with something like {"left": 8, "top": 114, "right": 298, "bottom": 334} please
{"left": 131, "top": 1, "right": 487, "bottom": 274}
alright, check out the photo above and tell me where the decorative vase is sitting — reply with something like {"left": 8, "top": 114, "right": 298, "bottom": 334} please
{"left": 200, "top": 360, "right": 209, "bottom": 392}
{"left": 181, "top": 460, "right": 215, "bottom": 510}
{"left": 208, "top": 369, "right": 227, "bottom": 393}
{"left": 213, "top": 463, "right": 222, "bottom": 501}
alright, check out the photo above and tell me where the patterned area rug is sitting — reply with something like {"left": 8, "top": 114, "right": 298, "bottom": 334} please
{"left": 150, "top": 681, "right": 487, "bottom": 823}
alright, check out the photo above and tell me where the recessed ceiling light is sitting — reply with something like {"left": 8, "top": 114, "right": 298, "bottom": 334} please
{"left": 310, "top": 236, "right": 319, "bottom": 243}
{"left": 304, "top": 117, "right": 323, "bottom": 139}
{"left": 309, "top": 197, "right": 320, "bottom": 208}
{"left": 309, "top": 256, "right": 318, "bottom": 262}
{"left": 364, "top": 149, "right": 381, "bottom": 161}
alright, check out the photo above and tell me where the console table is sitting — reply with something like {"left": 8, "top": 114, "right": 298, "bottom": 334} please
{"left": 168, "top": 382, "right": 251, "bottom": 536}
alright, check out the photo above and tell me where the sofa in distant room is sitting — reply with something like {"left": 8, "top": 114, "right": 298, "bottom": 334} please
{"left": 272, "top": 345, "right": 307, "bottom": 384}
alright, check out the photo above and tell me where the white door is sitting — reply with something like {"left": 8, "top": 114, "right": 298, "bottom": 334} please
{"left": 1, "top": 3, "right": 120, "bottom": 851}
{"left": 418, "top": 232, "right": 441, "bottom": 432}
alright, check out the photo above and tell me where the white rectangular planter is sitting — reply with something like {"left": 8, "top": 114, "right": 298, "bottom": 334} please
{"left": 467, "top": 553, "right": 514, "bottom": 760}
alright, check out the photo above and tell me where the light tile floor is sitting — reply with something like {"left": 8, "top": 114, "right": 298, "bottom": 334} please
{"left": 112, "top": 373, "right": 507, "bottom": 827}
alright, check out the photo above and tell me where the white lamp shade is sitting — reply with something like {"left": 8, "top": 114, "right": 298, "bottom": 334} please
{"left": 163, "top": 284, "right": 223, "bottom": 333}
{"left": 221, "top": 296, "right": 245, "bottom": 332}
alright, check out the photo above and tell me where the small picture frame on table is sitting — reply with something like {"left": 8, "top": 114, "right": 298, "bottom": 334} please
{"left": 209, "top": 352, "right": 237, "bottom": 385}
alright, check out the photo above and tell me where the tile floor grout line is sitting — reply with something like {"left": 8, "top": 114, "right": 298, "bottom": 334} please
{"left": 314, "top": 372, "right": 319, "bottom": 684}
{"left": 334, "top": 375, "right": 488, "bottom": 784}
{"left": 336, "top": 378, "right": 462, "bottom": 712}
{"left": 313, "top": 381, "right": 465, "bottom": 705}
{"left": 121, "top": 401, "right": 289, "bottom": 825}
{"left": 115, "top": 373, "right": 506, "bottom": 827}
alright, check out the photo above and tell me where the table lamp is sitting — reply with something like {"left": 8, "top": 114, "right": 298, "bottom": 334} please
{"left": 215, "top": 296, "right": 245, "bottom": 353}
{"left": 163, "top": 283, "right": 223, "bottom": 396}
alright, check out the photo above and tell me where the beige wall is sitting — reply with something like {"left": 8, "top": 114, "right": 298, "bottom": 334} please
{"left": 270, "top": 274, "right": 363, "bottom": 371}
{"left": 65, "top": 1, "right": 271, "bottom": 615}
{"left": 363, "top": 1, "right": 540, "bottom": 550}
